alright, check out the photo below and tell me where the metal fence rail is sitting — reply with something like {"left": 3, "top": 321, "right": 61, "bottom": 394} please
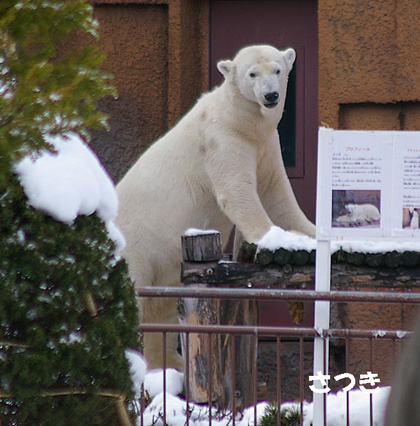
{"left": 136, "top": 287, "right": 418, "bottom": 426}
{"left": 138, "top": 287, "right": 420, "bottom": 303}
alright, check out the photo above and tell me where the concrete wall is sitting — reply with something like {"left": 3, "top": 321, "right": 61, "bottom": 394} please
{"left": 318, "top": 0, "right": 420, "bottom": 131}
{"left": 70, "top": 0, "right": 209, "bottom": 182}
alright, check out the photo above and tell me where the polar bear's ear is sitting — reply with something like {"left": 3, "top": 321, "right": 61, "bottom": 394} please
{"left": 283, "top": 48, "right": 296, "bottom": 72}
{"left": 217, "top": 60, "right": 235, "bottom": 79}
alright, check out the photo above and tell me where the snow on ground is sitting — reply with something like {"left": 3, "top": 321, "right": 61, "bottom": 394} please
{"left": 14, "top": 132, "right": 125, "bottom": 253}
{"left": 141, "top": 392, "right": 269, "bottom": 426}
{"left": 300, "top": 386, "right": 391, "bottom": 426}
{"left": 126, "top": 349, "right": 391, "bottom": 426}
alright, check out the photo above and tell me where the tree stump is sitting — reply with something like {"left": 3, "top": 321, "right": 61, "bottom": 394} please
{"left": 178, "top": 231, "right": 258, "bottom": 410}
{"left": 182, "top": 230, "right": 222, "bottom": 262}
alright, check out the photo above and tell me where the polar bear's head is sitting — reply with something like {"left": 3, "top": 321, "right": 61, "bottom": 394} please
{"left": 345, "top": 204, "right": 356, "bottom": 214}
{"left": 217, "top": 45, "right": 296, "bottom": 111}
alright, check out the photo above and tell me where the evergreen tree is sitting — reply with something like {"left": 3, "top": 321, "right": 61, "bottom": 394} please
{"left": 0, "top": 0, "right": 116, "bottom": 183}
{"left": 0, "top": 1, "right": 140, "bottom": 424}
{"left": 0, "top": 178, "right": 140, "bottom": 425}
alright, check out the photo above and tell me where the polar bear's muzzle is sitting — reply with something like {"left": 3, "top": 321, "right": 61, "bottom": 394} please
{"left": 263, "top": 91, "right": 279, "bottom": 108}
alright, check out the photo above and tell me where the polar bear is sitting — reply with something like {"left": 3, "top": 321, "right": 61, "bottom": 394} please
{"left": 116, "top": 45, "right": 315, "bottom": 369}
{"left": 336, "top": 203, "right": 380, "bottom": 224}
{"left": 409, "top": 207, "right": 419, "bottom": 229}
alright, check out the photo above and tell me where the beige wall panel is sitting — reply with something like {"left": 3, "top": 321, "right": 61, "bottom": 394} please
{"left": 339, "top": 102, "right": 420, "bottom": 131}
{"left": 167, "top": 0, "right": 209, "bottom": 126}
{"left": 84, "top": 0, "right": 209, "bottom": 181}
{"left": 339, "top": 103, "right": 401, "bottom": 130}
{"left": 91, "top": 5, "right": 169, "bottom": 182}
{"left": 318, "top": 0, "right": 420, "bottom": 129}
{"left": 396, "top": 1, "right": 420, "bottom": 101}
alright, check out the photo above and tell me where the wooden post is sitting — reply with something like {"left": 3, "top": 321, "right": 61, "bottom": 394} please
{"left": 181, "top": 230, "right": 222, "bottom": 262}
{"left": 178, "top": 231, "right": 258, "bottom": 410}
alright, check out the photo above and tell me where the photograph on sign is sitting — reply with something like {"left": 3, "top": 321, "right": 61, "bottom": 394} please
{"left": 331, "top": 190, "right": 381, "bottom": 228}
{"left": 402, "top": 208, "right": 419, "bottom": 229}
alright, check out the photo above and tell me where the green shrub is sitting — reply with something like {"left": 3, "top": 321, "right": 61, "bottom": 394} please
{"left": 260, "top": 402, "right": 301, "bottom": 426}
{"left": 0, "top": 173, "right": 140, "bottom": 425}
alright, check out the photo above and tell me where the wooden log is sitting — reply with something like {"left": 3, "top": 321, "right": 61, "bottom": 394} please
{"left": 256, "top": 249, "right": 274, "bottom": 266}
{"left": 365, "top": 253, "right": 384, "bottom": 268}
{"left": 219, "top": 298, "right": 258, "bottom": 408}
{"left": 309, "top": 249, "right": 316, "bottom": 264}
{"left": 182, "top": 260, "right": 288, "bottom": 287}
{"left": 292, "top": 250, "right": 310, "bottom": 266}
{"left": 237, "top": 241, "right": 258, "bottom": 263}
{"left": 384, "top": 251, "right": 402, "bottom": 268}
{"left": 177, "top": 295, "right": 225, "bottom": 405}
{"left": 181, "top": 231, "right": 222, "bottom": 262}
{"left": 273, "top": 248, "right": 292, "bottom": 265}
{"left": 178, "top": 296, "right": 258, "bottom": 408}
{"left": 332, "top": 249, "right": 347, "bottom": 264}
{"left": 182, "top": 259, "right": 420, "bottom": 290}
{"left": 223, "top": 241, "right": 258, "bottom": 407}
{"left": 346, "top": 252, "right": 365, "bottom": 266}
{"left": 402, "top": 251, "right": 420, "bottom": 267}
{"left": 179, "top": 232, "right": 258, "bottom": 410}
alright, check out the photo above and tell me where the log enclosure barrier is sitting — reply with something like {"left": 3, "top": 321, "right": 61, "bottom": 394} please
{"left": 178, "top": 231, "right": 420, "bottom": 412}
{"left": 178, "top": 232, "right": 258, "bottom": 409}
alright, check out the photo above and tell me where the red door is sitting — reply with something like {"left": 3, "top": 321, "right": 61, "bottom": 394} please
{"left": 210, "top": 0, "right": 318, "bottom": 327}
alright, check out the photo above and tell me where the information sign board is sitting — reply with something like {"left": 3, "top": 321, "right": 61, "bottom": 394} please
{"left": 317, "top": 128, "right": 420, "bottom": 239}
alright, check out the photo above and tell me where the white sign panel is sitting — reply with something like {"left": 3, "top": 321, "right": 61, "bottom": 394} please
{"left": 317, "top": 128, "right": 420, "bottom": 240}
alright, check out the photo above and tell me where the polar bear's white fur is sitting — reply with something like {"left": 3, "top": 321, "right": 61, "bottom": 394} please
{"left": 409, "top": 208, "right": 419, "bottom": 229}
{"left": 116, "top": 45, "right": 315, "bottom": 369}
{"left": 336, "top": 203, "right": 380, "bottom": 224}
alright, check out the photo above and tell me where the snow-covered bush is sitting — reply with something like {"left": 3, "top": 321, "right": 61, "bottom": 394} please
{"left": 0, "top": 170, "right": 140, "bottom": 425}
{"left": 0, "top": 0, "right": 140, "bottom": 424}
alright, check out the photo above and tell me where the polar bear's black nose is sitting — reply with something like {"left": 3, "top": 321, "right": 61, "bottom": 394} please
{"left": 264, "top": 92, "right": 279, "bottom": 103}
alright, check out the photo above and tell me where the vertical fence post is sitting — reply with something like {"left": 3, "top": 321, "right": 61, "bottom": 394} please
{"left": 313, "top": 240, "right": 331, "bottom": 426}
{"left": 178, "top": 231, "right": 258, "bottom": 410}
{"left": 178, "top": 231, "right": 224, "bottom": 406}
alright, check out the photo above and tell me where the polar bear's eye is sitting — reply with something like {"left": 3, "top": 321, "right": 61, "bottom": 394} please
{"left": 275, "top": 69, "right": 281, "bottom": 75}
{"left": 249, "top": 72, "right": 256, "bottom": 78}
